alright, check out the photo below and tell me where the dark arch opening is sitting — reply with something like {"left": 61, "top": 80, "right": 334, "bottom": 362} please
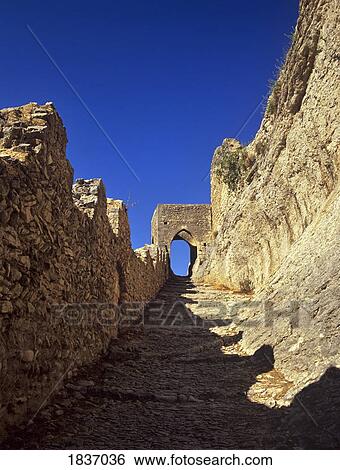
{"left": 170, "top": 230, "right": 197, "bottom": 277}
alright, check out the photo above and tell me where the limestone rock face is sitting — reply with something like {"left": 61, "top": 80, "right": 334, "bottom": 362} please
{"left": 194, "top": 0, "right": 340, "bottom": 395}
{"left": 241, "top": 183, "right": 340, "bottom": 399}
{"left": 0, "top": 103, "right": 169, "bottom": 438}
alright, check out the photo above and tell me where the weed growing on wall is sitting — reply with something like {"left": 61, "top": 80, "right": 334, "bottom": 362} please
{"left": 215, "top": 147, "right": 248, "bottom": 192}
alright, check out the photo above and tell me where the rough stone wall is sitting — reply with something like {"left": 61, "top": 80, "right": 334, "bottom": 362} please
{"left": 0, "top": 103, "right": 169, "bottom": 438}
{"left": 152, "top": 203, "right": 211, "bottom": 274}
{"left": 196, "top": 0, "right": 340, "bottom": 396}
{"left": 152, "top": 204, "right": 211, "bottom": 248}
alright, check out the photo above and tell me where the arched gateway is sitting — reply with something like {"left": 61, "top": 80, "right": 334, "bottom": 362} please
{"left": 151, "top": 204, "right": 212, "bottom": 276}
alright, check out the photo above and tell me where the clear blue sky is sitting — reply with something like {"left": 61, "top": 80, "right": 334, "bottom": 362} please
{"left": 1, "top": 0, "right": 299, "bottom": 274}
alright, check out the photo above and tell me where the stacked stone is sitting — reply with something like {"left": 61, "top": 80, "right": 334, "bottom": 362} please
{"left": 0, "top": 102, "right": 169, "bottom": 440}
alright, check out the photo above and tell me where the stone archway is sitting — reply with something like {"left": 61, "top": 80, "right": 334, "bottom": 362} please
{"left": 151, "top": 204, "right": 211, "bottom": 277}
{"left": 171, "top": 229, "right": 198, "bottom": 277}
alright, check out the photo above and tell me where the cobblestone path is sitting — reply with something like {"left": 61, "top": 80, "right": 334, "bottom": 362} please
{"left": 4, "top": 277, "right": 336, "bottom": 449}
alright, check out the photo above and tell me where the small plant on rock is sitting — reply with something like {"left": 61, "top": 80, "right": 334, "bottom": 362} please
{"left": 215, "top": 147, "right": 248, "bottom": 192}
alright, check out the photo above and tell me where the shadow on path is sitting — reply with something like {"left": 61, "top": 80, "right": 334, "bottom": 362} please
{"left": 3, "top": 277, "right": 340, "bottom": 449}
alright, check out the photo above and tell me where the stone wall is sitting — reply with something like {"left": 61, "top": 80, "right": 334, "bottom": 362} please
{"left": 151, "top": 204, "right": 212, "bottom": 247}
{"left": 151, "top": 204, "right": 211, "bottom": 274}
{"left": 0, "top": 103, "right": 169, "bottom": 439}
{"left": 195, "top": 0, "right": 340, "bottom": 396}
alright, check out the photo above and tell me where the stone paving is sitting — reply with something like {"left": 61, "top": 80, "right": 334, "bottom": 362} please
{"left": 3, "top": 277, "right": 339, "bottom": 449}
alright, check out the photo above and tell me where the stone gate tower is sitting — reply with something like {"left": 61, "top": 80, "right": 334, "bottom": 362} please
{"left": 151, "top": 204, "right": 211, "bottom": 276}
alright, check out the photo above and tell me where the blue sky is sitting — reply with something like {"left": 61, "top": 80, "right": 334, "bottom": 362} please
{"left": 1, "top": 0, "right": 299, "bottom": 274}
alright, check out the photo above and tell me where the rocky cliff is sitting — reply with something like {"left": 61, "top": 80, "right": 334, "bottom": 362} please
{"left": 194, "top": 0, "right": 340, "bottom": 397}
